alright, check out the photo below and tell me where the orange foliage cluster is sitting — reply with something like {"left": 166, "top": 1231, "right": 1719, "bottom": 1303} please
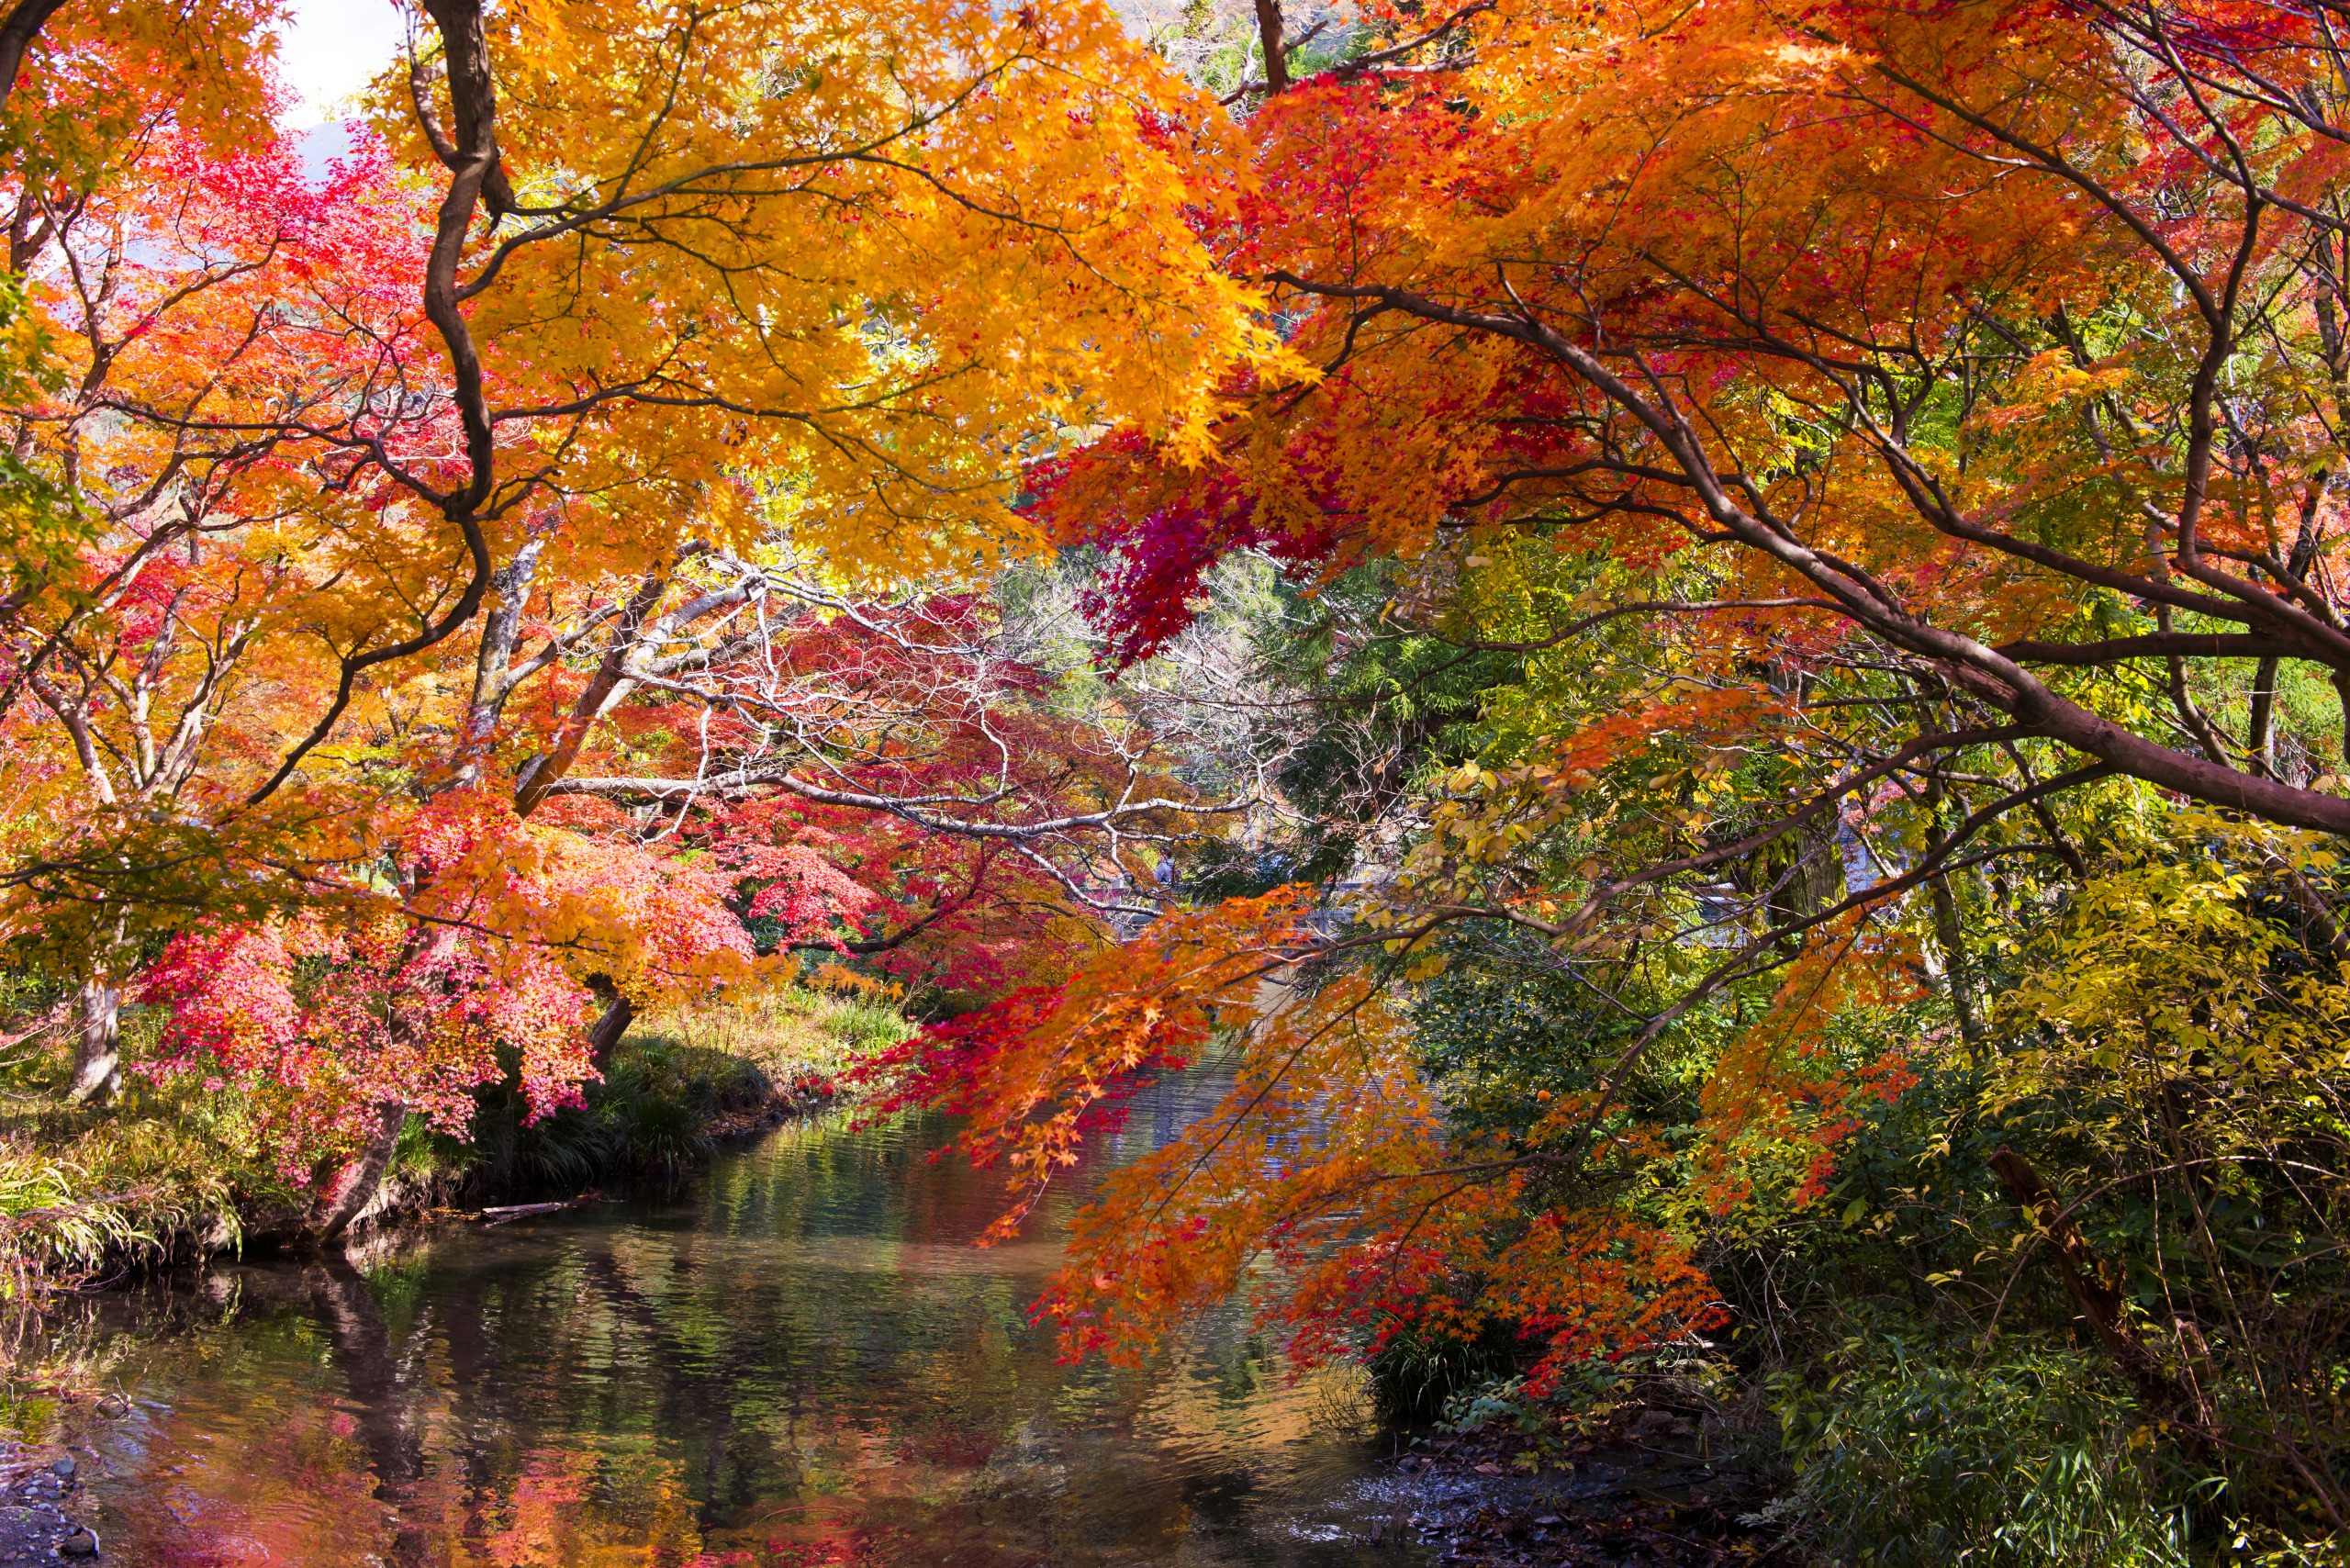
{"left": 871, "top": 890, "right": 1729, "bottom": 1385}
{"left": 913, "top": 0, "right": 2350, "bottom": 1386}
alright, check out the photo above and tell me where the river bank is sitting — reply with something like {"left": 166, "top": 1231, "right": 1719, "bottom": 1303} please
{"left": 0, "top": 1067, "right": 1822, "bottom": 1568}
{"left": 0, "top": 983, "right": 909, "bottom": 1296}
{"left": 0, "top": 1444, "right": 93, "bottom": 1562}
{"left": 1383, "top": 1425, "right": 1785, "bottom": 1567}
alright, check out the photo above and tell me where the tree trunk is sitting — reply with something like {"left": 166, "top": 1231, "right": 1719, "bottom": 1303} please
{"left": 2248, "top": 653, "right": 2282, "bottom": 773}
{"left": 1253, "top": 0, "right": 1291, "bottom": 93}
{"left": 587, "top": 984, "right": 633, "bottom": 1077}
{"left": 67, "top": 977, "right": 118, "bottom": 1104}
{"left": 1925, "top": 870, "right": 1986, "bottom": 1055}
{"left": 312, "top": 1103, "right": 408, "bottom": 1240}
{"left": 1989, "top": 1145, "right": 2207, "bottom": 1429}
{"left": 0, "top": 0, "right": 71, "bottom": 120}
{"left": 1919, "top": 778, "right": 1986, "bottom": 1054}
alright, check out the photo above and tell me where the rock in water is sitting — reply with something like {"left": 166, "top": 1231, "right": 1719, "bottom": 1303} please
{"left": 61, "top": 1527, "right": 96, "bottom": 1557}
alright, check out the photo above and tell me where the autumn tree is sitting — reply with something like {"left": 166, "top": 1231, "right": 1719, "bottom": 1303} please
{"left": 870, "top": 0, "right": 2350, "bottom": 1537}
{"left": 0, "top": 0, "right": 1282, "bottom": 1227}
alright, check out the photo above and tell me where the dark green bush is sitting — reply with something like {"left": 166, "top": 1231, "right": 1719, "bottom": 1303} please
{"left": 1365, "top": 1314, "right": 1531, "bottom": 1427}
{"left": 1768, "top": 1337, "right": 2207, "bottom": 1567}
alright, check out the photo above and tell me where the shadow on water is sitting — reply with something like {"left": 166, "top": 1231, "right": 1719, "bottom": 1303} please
{"left": 35, "top": 1075, "right": 1427, "bottom": 1566}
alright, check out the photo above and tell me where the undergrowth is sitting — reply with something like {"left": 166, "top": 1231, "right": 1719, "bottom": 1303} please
{"left": 0, "top": 975, "right": 910, "bottom": 1294}
{"left": 434, "top": 984, "right": 906, "bottom": 1199}
{"left": 1763, "top": 1338, "right": 2208, "bottom": 1567}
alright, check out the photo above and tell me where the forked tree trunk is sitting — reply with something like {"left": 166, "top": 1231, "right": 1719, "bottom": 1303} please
{"left": 67, "top": 977, "right": 119, "bottom": 1104}
{"left": 313, "top": 1103, "right": 408, "bottom": 1240}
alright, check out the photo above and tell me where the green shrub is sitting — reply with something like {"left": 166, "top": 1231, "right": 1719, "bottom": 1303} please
{"left": 1365, "top": 1315, "right": 1530, "bottom": 1427}
{"left": 1769, "top": 1338, "right": 2207, "bottom": 1567}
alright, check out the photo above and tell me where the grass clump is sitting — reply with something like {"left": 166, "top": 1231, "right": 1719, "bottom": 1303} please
{"left": 0, "top": 1034, "right": 283, "bottom": 1298}
{"left": 634, "top": 982, "right": 912, "bottom": 1089}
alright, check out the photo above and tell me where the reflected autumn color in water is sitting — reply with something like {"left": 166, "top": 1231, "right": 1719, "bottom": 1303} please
{"left": 35, "top": 1081, "right": 1419, "bottom": 1567}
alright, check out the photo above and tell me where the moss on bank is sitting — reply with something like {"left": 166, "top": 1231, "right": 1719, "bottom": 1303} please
{"left": 0, "top": 982, "right": 907, "bottom": 1294}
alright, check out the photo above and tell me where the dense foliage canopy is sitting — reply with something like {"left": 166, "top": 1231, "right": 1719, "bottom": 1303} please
{"left": 5, "top": 0, "right": 2350, "bottom": 1556}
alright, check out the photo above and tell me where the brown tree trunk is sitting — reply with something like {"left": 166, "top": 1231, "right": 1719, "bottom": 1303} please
{"left": 587, "top": 983, "right": 633, "bottom": 1077}
{"left": 0, "top": 0, "right": 69, "bottom": 118}
{"left": 2248, "top": 653, "right": 2283, "bottom": 773}
{"left": 1989, "top": 1146, "right": 2207, "bottom": 1428}
{"left": 1253, "top": 0, "right": 1291, "bottom": 94}
{"left": 312, "top": 1103, "right": 408, "bottom": 1240}
{"left": 67, "top": 977, "right": 118, "bottom": 1104}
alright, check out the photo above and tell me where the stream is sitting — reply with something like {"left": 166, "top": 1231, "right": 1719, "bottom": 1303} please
{"left": 25, "top": 1079, "right": 1426, "bottom": 1566}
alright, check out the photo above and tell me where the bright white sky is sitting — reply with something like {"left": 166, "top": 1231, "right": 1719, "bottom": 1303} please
{"left": 274, "top": 0, "right": 408, "bottom": 127}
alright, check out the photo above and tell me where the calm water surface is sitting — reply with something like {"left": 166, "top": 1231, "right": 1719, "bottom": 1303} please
{"left": 39, "top": 1081, "right": 1423, "bottom": 1567}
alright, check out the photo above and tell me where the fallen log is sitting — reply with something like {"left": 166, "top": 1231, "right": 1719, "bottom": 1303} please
{"left": 476, "top": 1190, "right": 604, "bottom": 1225}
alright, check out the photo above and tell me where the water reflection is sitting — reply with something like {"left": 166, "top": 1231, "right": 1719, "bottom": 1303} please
{"left": 38, "top": 1081, "right": 1420, "bottom": 1566}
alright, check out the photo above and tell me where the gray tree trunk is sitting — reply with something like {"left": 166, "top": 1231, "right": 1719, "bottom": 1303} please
{"left": 67, "top": 978, "right": 119, "bottom": 1104}
{"left": 312, "top": 1103, "right": 408, "bottom": 1240}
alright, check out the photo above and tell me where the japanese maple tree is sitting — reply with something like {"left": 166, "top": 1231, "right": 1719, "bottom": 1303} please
{"left": 891, "top": 0, "right": 2350, "bottom": 1510}
{"left": 0, "top": 0, "right": 1283, "bottom": 1226}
